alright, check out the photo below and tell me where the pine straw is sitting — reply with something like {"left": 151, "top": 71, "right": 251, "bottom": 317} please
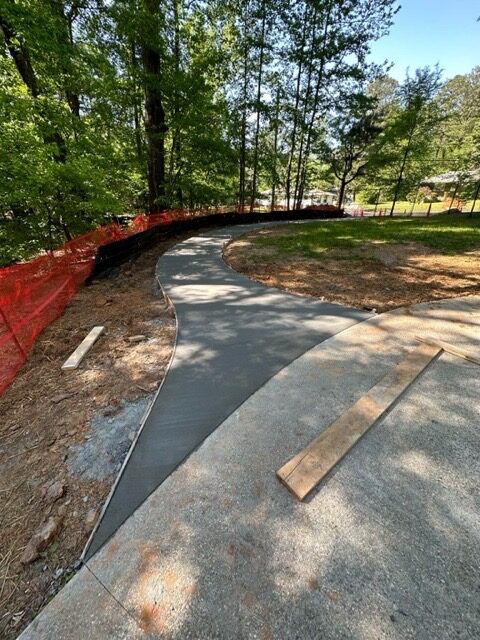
{"left": 224, "top": 234, "right": 480, "bottom": 313}
{"left": 0, "top": 234, "right": 186, "bottom": 639}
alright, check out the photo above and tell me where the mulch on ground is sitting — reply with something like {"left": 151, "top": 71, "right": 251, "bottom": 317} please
{"left": 224, "top": 229, "right": 480, "bottom": 313}
{"left": 0, "top": 237, "right": 182, "bottom": 639}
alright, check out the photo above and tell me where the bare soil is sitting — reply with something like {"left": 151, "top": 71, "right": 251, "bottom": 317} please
{"left": 0, "top": 237, "right": 180, "bottom": 639}
{"left": 224, "top": 232, "right": 480, "bottom": 312}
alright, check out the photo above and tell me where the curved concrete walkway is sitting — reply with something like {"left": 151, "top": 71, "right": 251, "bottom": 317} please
{"left": 86, "top": 224, "right": 370, "bottom": 558}
{"left": 21, "top": 294, "right": 480, "bottom": 639}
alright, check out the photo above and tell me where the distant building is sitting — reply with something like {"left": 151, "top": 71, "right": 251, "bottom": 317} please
{"left": 259, "top": 188, "right": 338, "bottom": 209}
{"left": 302, "top": 189, "right": 337, "bottom": 206}
{"left": 421, "top": 170, "right": 480, "bottom": 193}
{"left": 420, "top": 170, "right": 480, "bottom": 209}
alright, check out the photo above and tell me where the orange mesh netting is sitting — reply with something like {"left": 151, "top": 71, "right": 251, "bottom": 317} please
{"left": 0, "top": 211, "right": 176, "bottom": 395}
{"left": 0, "top": 204, "right": 339, "bottom": 394}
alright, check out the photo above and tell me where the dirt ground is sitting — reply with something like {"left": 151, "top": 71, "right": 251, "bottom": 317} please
{"left": 0, "top": 237, "right": 180, "bottom": 639}
{"left": 224, "top": 231, "right": 480, "bottom": 312}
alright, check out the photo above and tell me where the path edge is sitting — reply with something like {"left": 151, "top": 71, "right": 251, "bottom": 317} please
{"left": 81, "top": 219, "right": 371, "bottom": 562}
{"left": 81, "top": 271, "right": 179, "bottom": 562}
{"left": 221, "top": 220, "right": 370, "bottom": 308}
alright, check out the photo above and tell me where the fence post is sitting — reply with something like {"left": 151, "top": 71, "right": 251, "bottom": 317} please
{"left": 449, "top": 183, "right": 459, "bottom": 210}
{"left": 0, "top": 305, "right": 27, "bottom": 359}
{"left": 471, "top": 183, "right": 480, "bottom": 214}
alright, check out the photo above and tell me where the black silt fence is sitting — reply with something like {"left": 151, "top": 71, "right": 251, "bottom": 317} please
{"left": 90, "top": 208, "right": 344, "bottom": 279}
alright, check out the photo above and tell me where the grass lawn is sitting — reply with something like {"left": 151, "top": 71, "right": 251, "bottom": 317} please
{"left": 252, "top": 213, "right": 480, "bottom": 255}
{"left": 362, "top": 201, "right": 477, "bottom": 214}
{"left": 224, "top": 213, "right": 480, "bottom": 312}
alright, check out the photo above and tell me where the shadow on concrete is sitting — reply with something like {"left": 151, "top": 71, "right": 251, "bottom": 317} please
{"left": 85, "top": 226, "right": 370, "bottom": 559}
{"left": 88, "top": 333, "right": 480, "bottom": 639}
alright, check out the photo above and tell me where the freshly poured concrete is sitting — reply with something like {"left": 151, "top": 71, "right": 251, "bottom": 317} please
{"left": 19, "top": 567, "right": 142, "bottom": 640}
{"left": 21, "top": 295, "right": 480, "bottom": 639}
{"left": 86, "top": 225, "right": 369, "bottom": 558}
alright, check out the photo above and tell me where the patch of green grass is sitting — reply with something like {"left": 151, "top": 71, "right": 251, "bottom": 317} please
{"left": 253, "top": 214, "right": 480, "bottom": 258}
{"left": 371, "top": 201, "right": 476, "bottom": 214}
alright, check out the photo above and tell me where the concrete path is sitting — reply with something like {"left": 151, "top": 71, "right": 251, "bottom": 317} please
{"left": 86, "top": 225, "right": 369, "bottom": 558}
{"left": 21, "top": 294, "right": 480, "bottom": 639}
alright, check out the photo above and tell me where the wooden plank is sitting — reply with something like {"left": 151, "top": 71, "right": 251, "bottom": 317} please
{"left": 415, "top": 336, "right": 480, "bottom": 367}
{"left": 62, "top": 326, "right": 105, "bottom": 370}
{"left": 277, "top": 342, "right": 442, "bottom": 500}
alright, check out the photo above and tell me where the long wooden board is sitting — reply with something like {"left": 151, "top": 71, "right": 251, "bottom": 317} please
{"left": 277, "top": 342, "right": 442, "bottom": 500}
{"left": 62, "top": 326, "right": 105, "bottom": 370}
{"left": 415, "top": 336, "right": 480, "bottom": 367}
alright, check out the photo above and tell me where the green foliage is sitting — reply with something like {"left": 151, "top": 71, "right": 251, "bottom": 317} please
{"left": 357, "top": 67, "right": 444, "bottom": 205}
{"left": 435, "top": 68, "right": 480, "bottom": 173}
{"left": 1, "top": 1, "right": 478, "bottom": 265}
{"left": 0, "top": 0, "right": 144, "bottom": 263}
{"left": 322, "top": 91, "right": 383, "bottom": 205}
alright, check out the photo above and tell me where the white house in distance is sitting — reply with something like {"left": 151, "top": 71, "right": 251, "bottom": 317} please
{"left": 258, "top": 188, "right": 338, "bottom": 208}
{"left": 301, "top": 189, "right": 338, "bottom": 206}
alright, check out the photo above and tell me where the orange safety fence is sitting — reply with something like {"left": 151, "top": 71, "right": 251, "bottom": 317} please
{"left": 0, "top": 209, "right": 182, "bottom": 395}
{"left": 0, "top": 204, "right": 341, "bottom": 395}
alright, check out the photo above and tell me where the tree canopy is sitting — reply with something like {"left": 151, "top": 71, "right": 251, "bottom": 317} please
{"left": 0, "top": 0, "right": 478, "bottom": 263}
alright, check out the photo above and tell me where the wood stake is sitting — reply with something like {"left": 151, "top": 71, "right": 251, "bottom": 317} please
{"left": 277, "top": 343, "right": 442, "bottom": 501}
{"left": 62, "top": 326, "right": 105, "bottom": 370}
{"left": 415, "top": 336, "right": 480, "bottom": 367}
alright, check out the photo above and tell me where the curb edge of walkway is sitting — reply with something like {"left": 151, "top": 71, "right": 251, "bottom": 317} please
{"left": 220, "top": 219, "right": 371, "bottom": 307}
{"left": 81, "top": 271, "right": 179, "bottom": 563}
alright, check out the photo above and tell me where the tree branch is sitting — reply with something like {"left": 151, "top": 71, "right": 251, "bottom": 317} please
{"left": 0, "top": 13, "right": 39, "bottom": 97}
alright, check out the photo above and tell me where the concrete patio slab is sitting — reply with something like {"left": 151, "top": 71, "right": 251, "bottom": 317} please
{"left": 18, "top": 566, "right": 142, "bottom": 640}
{"left": 21, "top": 294, "right": 480, "bottom": 639}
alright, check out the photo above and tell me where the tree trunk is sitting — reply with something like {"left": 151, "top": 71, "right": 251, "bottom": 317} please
{"left": 271, "top": 87, "right": 280, "bottom": 211}
{"left": 285, "top": 59, "right": 302, "bottom": 210}
{"left": 470, "top": 182, "right": 480, "bottom": 216}
{"left": 390, "top": 123, "right": 415, "bottom": 216}
{"left": 337, "top": 181, "right": 347, "bottom": 209}
{"left": 296, "top": 2, "right": 332, "bottom": 208}
{"left": 141, "top": 0, "right": 167, "bottom": 212}
{"left": 0, "top": 13, "right": 39, "bottom": 97}
{"left": 0, "top": 12, "right": 67, "bottom": 162}
{"left": 293, "top": 8, "right": 317, "bottom": 209}
{"left": 250, "top": 0, "right": 266, "bottom": 214}
{"left": 239, "top": 31, "right": 248, "bottom": 212}
{"left": 52, "top": 1, "right": 81, "bottom": 119}
{"left": 449, "top": 183, "right": 459, "bottom": 210}
{"left": 172, "top": 0, "right": 183, "bottom": 205}
{"left": 131, "top": 41, "right": 144, "bottom": 161}
{"left": 285, "top": 6, "right": 309, "bottom": 211}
